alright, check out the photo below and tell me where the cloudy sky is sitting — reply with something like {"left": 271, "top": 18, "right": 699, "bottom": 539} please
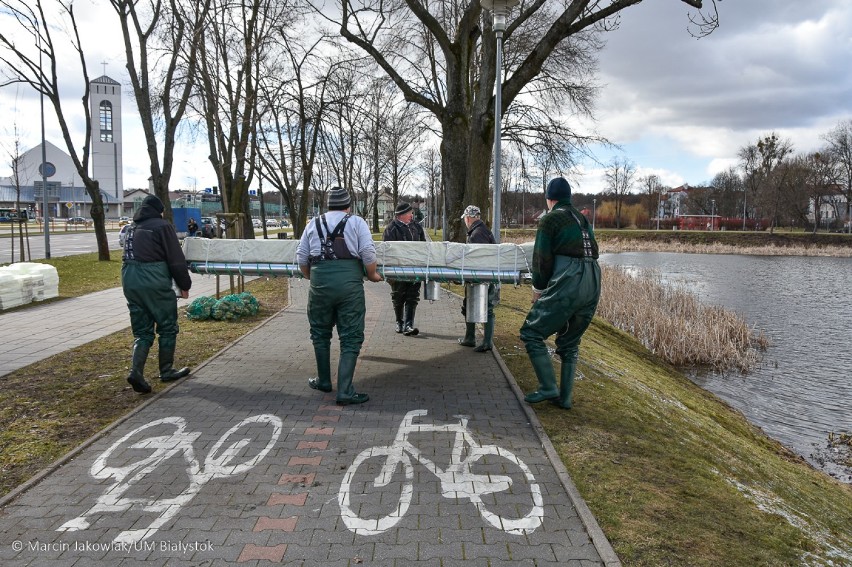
{"left": 574, "top": 0, "right": 852, "bottom": 193}
{"left": 2, "top": 0, "right": 851, "bottom": 196}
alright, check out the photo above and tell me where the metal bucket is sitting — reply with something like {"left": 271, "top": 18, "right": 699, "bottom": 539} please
{"left": 423, "top": 280, "right": 441, "bottom": 301}
{"left": 465, "top": 283, "right": 489, "bottom": 323}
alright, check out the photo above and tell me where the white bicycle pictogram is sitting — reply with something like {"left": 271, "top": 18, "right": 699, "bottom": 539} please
{"left": 338, "top": 409, "right": 544, "bottom": 535}
{"left": 58, "top": 414, "right": 282, "bottom": 544}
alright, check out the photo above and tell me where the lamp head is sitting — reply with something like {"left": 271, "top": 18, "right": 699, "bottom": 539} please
{"left": 493, "top": 12, "right": 507, "bottom": 31}
{"left": 480, "top": 0, "right": 519, "bottom": 32}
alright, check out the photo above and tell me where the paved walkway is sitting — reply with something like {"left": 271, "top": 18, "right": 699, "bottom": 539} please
{"left": 0, "top": 278, "right": 620, "bottom": 566}
{"left": 0, "top": 273, "right": 244, "bottom": 377}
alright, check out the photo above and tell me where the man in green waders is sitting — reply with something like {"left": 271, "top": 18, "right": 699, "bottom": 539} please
{"left": 520, "top": 177, "right": 601, "bottom": 409}
{"left": 297, "top": 187, "right": 383, "bottom": 405}
{"left": 122, "top": 194, "right": 193, "bottom": 394}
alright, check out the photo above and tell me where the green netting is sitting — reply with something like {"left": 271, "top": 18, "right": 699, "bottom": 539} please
{"left": 185, "top": 292, "right": 260, "bottom": 321}
{"left": 238, "top": 291, "right": 260, "bottom": 316}
{"left": 186, "top": 296, "right": 218, "bottom": 320}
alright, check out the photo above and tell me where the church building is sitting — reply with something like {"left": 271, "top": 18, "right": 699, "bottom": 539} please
{"left": 0, "top": 75, "right": 125, "bottom": 219}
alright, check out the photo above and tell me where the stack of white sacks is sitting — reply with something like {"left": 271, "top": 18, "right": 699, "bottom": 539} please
{"left": 0, "top": 262, "right": 60, "bottom": 310}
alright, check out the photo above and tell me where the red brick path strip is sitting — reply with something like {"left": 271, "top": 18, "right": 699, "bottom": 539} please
{"left": 296, "top": 440, "right": 328, "bottom": 450}
{"left": 278, "top": 472, "right": 316, "bottom": 485}
{"left": 312, "top": 415, "right": 340, "bottom": 422}
{"left": 237, "top": 543, "right": 287, "bottom": 563}
{"left": 288, "top": 455, "right": 322, "bottom": 466}
{"left": 243, "top": 403, "right": 336, "bottom": 564}
{"left": 267, "top": 492, "right": 309, "bottom": 506}
{"left": 254, "top": 516, "right": 298, "bottom": 532}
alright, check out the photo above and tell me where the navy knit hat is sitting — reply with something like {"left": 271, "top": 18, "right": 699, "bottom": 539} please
{"left": 327, "top": 186, "right": 352, "bottom": 209}
{"left": 142, "top": 194, "right": 165, "bottom": 213}
{"left": 545, "top": 177, "right": 572, "bottom": 201}
{"left": 394, "top": 202, "right": 413, "bottom": 215}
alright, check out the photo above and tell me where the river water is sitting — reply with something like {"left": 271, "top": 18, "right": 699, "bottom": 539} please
{"left": 598, "top": 252, "right": 852, "bottom": 483}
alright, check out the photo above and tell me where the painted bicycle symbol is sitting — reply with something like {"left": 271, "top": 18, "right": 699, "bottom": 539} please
{"left": 58, "top": 414, "right": 282, "bottom": 544}
{"left": 338, "top": 409, "right": 544, "bottom": 535}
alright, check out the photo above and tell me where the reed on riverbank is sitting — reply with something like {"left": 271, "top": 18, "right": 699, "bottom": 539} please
{"left": 596, "top": 265, "right": 769, "bottom": 372}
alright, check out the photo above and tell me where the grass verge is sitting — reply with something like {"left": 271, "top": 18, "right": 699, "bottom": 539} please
{"left": 494, "top": 284, "right": 852, "bottom": 566}
{"left": 0, "top": 276, "right": 288, "bottom": 498}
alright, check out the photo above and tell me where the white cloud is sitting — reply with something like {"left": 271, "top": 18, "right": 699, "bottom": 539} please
{"left": 573, "top": 0, "right": 852, "bottom": 193}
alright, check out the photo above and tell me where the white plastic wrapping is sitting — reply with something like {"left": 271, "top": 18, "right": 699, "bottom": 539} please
{"left": 182, "top": 237, "right": 534, "bottom": 273}
{"left": 0, "top": 262, "right": 59, "bottom": 309}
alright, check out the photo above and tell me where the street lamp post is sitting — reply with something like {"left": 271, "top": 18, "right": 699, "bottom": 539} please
{"left": 38, "top": 29, "right": 51, "bottom": 259}
{"left": 592, "top": 198, "right": 596, "bottom": 231}
{"left": 656, "top": 190, "right": 661, "bottom": 230}
{"left": 710, "top": 199, "right": 716, "bottom": 231}
{"left": 481, "top": 0, "right": 518, "bottom": 244}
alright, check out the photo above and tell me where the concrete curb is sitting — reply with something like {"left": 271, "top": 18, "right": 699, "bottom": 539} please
{"left": 490, "top": 347, "right": 623, "bottom": 566}
{"left": 446, "top": 284, "right": 621, "bottom": 566}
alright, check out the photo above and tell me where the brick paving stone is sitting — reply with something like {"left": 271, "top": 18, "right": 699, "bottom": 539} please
{"left": 253, "top": 517, "right": 298, "bottom": 532}
{"left": 0, "top": 280, "right": 618, "bottom": 566}
{"left": 236, "top": 543, "right": 287, "bottom": 563}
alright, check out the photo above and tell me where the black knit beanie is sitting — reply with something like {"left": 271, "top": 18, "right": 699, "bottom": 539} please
{"left": 545, "top": 177, "right": 572, "bottom": 201}
{"left": 142, "top": 194, "right": 165, "bottom": 213}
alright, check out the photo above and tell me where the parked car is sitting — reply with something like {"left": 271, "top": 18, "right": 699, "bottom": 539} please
{"left": 252, "top": 217, "right": 263, "bottom": 229}
{"left": 265, "top": 219, "right": 279, "bottom": 228}
{"left": 199, "top": 217, "right": 217, "bottom": 238}
{"left": 118, "top": 223, "right": 132, "bottom": 247}
{"left": 118, "top": 216, "right": 131, "bottom": 226}
{"left": 66, "top": 217, "right": 90, "bottom": 225}
{"left": 280, "top": 219, "right": 290, "bottom": 227}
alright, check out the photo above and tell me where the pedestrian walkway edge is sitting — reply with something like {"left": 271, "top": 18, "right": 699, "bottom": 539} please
{"left": 0, "top": 299, "right": 293, "bottom": 511}
{"left": 490, "top": 345, "right": 623, "bottom": 567}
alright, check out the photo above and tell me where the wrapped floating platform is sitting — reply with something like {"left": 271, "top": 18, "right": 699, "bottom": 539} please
{"left": 183, "top": 237, "right": 533, "bottom": 284}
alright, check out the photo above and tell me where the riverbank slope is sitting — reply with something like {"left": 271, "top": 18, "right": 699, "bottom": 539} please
{"left": 495, "top": 284, "right": 852, "bottom": 566}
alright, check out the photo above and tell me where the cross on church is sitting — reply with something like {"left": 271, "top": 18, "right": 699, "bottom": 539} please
{"left": 101, "top": 60, "right": 108, "bottom": 75}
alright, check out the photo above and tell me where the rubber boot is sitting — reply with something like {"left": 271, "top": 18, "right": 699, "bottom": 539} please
{"left": 127, "top": 340, "right": 152, "bottom": 394}
{"left": 308, "top": 347, "right": 333, "bottom": 392}
{"left": 336, "top": 352, "right": 369, "bottom": 406}
{"left": 159, "top": 347, "right": 191, "bottom": 382}
{"left": 458, "top": 323, "right": 476, "bottom": 347}
{"left": 556, "top": 358, "right": 577, "bottom": 409}
{"left": 523, "top": 352, "right": 559, "bottom": 403}
{"left": 473, "top": 314, "right": 494, "bottom": 352}
{"left": 394, "top": 304, "right": 404, "bottom": 334}
{"left": 402, "top": 304, "right": 419, "bottom": 336}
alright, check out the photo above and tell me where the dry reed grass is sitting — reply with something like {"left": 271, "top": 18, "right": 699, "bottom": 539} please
{"left": 597, "top": 265, "right": 769, "bottom": 372}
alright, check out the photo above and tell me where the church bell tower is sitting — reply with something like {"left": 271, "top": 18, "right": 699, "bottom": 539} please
{"left": 89, "top": 75, "right": 123, "bottom": 207}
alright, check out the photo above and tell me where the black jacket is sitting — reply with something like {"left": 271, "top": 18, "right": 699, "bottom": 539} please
{"left": 123, "top": 201, "right": 192, "bottom": 291}
{"left": 466, "top": 219, "right": 495, "bottom": 244}
{"left": 383, "top": 218, "right": 426, "bottom": 242}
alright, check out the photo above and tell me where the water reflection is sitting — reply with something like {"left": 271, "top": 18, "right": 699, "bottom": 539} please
{"left": 599, "top": 252, "right": 852, "bottom": 482}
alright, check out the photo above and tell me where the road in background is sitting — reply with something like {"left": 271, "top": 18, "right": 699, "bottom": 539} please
{"left": 0, "top": 228, "right": 121, "bottom": 262}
